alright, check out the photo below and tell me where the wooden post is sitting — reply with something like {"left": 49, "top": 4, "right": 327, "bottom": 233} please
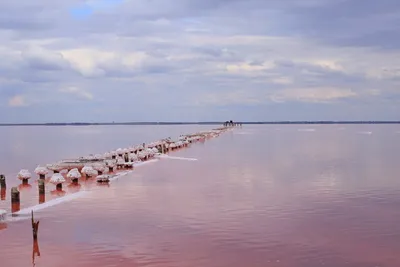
{"left": 0, "top": 174, "right": 6, "bottom": 189}
{"left": 108, "top": 166, "right": 113, "bottom": 173}
{"left": 31, "top": 211, "right": 39, "bottom": 241}
{"left": 38, "top": 179, "right": 45, "bottom": 195}
{"left": 11, "top": 187, "right": 20, "bottom": 213}
{"left": 56, "top": 183, "right": 62, "bottom": 191}
{"left": 11, "top": 187, "right": 20, "bottom": 204}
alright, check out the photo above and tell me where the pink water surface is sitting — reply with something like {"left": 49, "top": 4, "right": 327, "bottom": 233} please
{"left": 1, "top": 124, "right": 400, "bottom": 267}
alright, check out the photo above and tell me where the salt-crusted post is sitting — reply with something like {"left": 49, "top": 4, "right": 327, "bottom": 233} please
{"left": 34, "top": 167, "right": 48, "bottom": 180}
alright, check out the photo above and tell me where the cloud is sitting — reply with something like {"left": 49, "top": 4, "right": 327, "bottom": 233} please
{"left": 270, "top": 88, "right": 357, "bottom": 103}
{"left": 60, "top": 86, "right": 94, "bottom": 100}
{"left": 8, "top": 95, "right": 27, "bottom": 107}
{"left": 0, "top": 0, "right": 399, "bottom": 122}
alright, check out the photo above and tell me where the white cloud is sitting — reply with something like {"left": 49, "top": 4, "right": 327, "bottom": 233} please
{"left": 8, "top": 95, "right": 27, "bottom": 107}
{"left": 270, "top": 88, "right": 357, "bottom": 103}
{"left": 59, "top": 86, "right": 94, "bottom": 100}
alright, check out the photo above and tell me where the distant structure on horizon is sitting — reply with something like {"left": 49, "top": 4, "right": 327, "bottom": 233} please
{"left": 223, "top": 120, "right": 242, "bottom": 127}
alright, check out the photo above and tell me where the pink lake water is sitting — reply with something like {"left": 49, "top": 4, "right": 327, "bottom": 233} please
{"left": 1, "top": 124, "right": 400, "bottom": 267}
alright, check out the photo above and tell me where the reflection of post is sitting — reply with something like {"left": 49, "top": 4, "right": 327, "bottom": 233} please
{"left": 11, "top": 187, "right": 20, "bottom": 213}
{"left": 32, "top": 238, "right": 41, "bottom": 266}
{"left": 0, "top": 188, "right": 5, "bottom": 201}
{"left": 31, "top": 211, "right": 39, "bottom": 240}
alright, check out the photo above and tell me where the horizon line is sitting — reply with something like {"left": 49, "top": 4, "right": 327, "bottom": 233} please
{"left": 0, "top": 121, "right": 400, "bottom": 126}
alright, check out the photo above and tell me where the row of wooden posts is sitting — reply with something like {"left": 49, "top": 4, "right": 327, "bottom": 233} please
{"left": 0, "top": 174, "right": 46, "bottom": 213}
{"left": 1, "top": 174, "right": 39, "bottom": 247}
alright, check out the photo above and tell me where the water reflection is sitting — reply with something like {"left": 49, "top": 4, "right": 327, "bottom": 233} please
{"left": 18, "top": 183, "right": 33, "bottom": 191}
{"left": 32, "top": 238, "right": 41, "bottom": 266}
{"left": 0, "top": 125, "right": 400, "bottom": 267}
{"left": 39, "top": 193, "right": 45, "bottom": 204}
{"left": 50, "top": 189, "right": 66, "bottom": 197}
{"left": 1, "top": 188, "right": 5, "bottom": 200}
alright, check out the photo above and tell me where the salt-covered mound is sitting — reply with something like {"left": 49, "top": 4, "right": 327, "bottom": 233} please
{"left": 116, "top": 148, "right": 124, "bottom": 155}
{"left": 17, "top": 169, "right": 31, "bottom": 183}
{"left": 136, "top": 144, "right": 144, "bottom": 151}
{"left": 81, "top": 165, "right": 98, "bottom": 177}
{"left": 50, "top": 173, "right": 66, "bottom": 187}
{"left": 105, "top": 159, "right": 116, "bottom": 167}
{"left": 94, "top": 154, "right": 104, "bottom": 160}
{"left": 96, "top": 175, "right": 110, "bottom": 183}
{"left": 129, "top": 153, "right": 138, "bottom": 162}
{"left": 93, "top": 163, "right": 106, "bottom": 174}
{"left": 34, "top": 166, "right": 48, "bottom": 179}
{"left": 67, "top": 168, "right": 81, "bottom": 182}
{"left": 137, "top": 151, "right": 148, "bottom": 160}
{"left": 103, "top": 152, "right": 112, "bottom": 159}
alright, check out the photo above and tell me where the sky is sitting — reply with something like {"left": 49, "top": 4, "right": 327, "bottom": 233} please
{"left": 1, "top": 0, "right": 400, "bottom": 123}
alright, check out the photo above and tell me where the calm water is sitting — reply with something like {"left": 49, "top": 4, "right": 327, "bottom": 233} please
{"left": 1, "top": 124, "right": 400, "bottom": 267}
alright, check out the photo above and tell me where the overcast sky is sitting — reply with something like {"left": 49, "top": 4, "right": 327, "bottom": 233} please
{"left": 1, "top": 0, "right": 399, "bottom": 122}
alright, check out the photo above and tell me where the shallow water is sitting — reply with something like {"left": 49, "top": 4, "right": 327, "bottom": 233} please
{"left": 1, "top": 124, "right": 400, "bottom": 267}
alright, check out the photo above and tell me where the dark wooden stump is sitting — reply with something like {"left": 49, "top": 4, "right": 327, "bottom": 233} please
{"left": 56, "top": 183, "right": 62, "bottom": 190}
{"left": 11, "top": 187, "right": 20, "bottom": 203}
{"left": 0, "top": 174, "right": 6, "bottom": 189}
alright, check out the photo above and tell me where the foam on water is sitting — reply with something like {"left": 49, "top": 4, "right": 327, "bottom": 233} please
{"left": 298, "top": 128, "right": 316, "bottom": 132}
{"left": 234, "top": 131, "right": 253, "bottom": 135}
{"left": 15, "top": 191, "right": 90, "bottom": 216}
{"left": 358, "top": 131, "right": 372, "bottom": 135}
{"left": 156, "top": 155, "right": 198, "bottom": 161}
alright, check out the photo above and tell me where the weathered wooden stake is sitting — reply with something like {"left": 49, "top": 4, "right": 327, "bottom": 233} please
{"left": 39, "top": 174, "right": 45, "bottom": 180}
{"left": 11, "top": 187, "right": 20, "bottom": 203}
{"left": 0, "top": 174, "right": 6, "bottom": 188}
{"left": 38, "top": 179, "right": 45, "bottom": 195}
{"left": 31, "top": 211, "right": 39, "bottom": 241}
{"left": 11, "top": 187, "right": 20, "bottom": 213}
{"left": 108, "top": 166, "right": 113, "bottom": 173}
